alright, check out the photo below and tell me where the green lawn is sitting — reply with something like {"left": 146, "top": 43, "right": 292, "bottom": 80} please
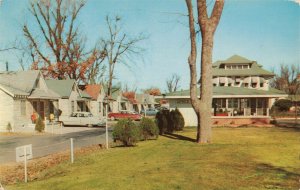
{"left": 8, "top": 127, "right": 300, "bottom": 190}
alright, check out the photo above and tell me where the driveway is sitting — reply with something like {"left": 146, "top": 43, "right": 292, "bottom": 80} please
{"left": 274, "top": 118, "right": 300, "bottom": 128}
{"left": 0, "top": 127, "right": 113, "bottom": 164}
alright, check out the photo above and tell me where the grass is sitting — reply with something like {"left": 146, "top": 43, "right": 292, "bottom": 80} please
{"left": 7, "top": 127, "right": 300, "bottom": 190}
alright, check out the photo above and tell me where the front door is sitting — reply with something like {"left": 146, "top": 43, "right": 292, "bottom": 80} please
{"left": 250, "top": 98, "right": 256, "bottom": 115}
{"left": 39, "top": 101, "right": 45, "bottom": 119}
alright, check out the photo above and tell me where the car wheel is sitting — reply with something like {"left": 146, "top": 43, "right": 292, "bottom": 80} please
{"left": 110, "top": 117, "right": 115, "bottom": 121}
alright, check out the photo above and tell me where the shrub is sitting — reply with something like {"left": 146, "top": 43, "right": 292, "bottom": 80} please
{"left": 112, "top": 119, "right": 141, "bottom": 146}
{"left": 6, "top": 122, "right": 12, "bottom": 132}
{"left": 156, "top": 110, "right": 169, "bottom": 135}
{"left": 274, "top": 99, "right": 293, "bottom": 112}
{"left": 35, "top": 117, "right": 45, "bottom": 132}
{"left": 140, "top": 118, "right": 159, "bottom": 140}
{"left": 171, "top": 108, "right": 185, "bottom": 131}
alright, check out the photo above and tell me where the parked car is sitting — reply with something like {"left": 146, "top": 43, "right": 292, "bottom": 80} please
{"left": 60, "top": 112, "right": 105, "bottom": 127}
{"left": 108, "top": 111, "right": 142, "bottom": 121}
{"left": 140, "top": 108, "right": 158, "bottom": 116}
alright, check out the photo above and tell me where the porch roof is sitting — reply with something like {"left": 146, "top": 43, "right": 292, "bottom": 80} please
{"left": 28, "top": 88, "right": 60, "bottom": 100}
{"left": 165, "top": 86, "right": 287, "bottom": 98}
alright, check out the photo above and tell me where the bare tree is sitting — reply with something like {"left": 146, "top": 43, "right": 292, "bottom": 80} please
{"left": 271, "top": 64, "right": 300, "bottom": 122}
{"left": 23, "top": 0, "right": 104, "bottom": 82}
{"left": 102, "top": 15, "right": 146, "bottom": 97}
{"left": 271, "top": 64, "right": 300, "bottom": 95}
{"left": 185, "top": 0, "right": 224, "bottom": 143}
{"left": 166, "top": 73, "right": 181, "bottom": 93}
{"left": 143, "top": 87, "right": 161, "bottom": 96}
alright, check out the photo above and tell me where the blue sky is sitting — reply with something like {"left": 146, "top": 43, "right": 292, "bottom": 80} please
{"left": 0, "top": 0, "right": 299, "bottom": 92}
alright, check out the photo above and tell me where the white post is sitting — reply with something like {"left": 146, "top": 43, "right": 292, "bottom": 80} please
{"left": 60, "top": 122, "right": 62, "bottom": 135}
{"left": 105, "top": 104, "right": 109, "bottom": 149}
{"left": 24, "top": 147, "right": 27, "bottom": 183}
{"left": 52, "top": 122, "right": 54, "bottom": 134}
{"left": 70, "top": 138, "right": 74, "bottom": 163}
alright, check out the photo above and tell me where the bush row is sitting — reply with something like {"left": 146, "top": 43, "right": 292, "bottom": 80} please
{"left": 155, "top": 108, "right": 185, "bottom": 135}
{"left": 112, "top": 118, "right": 159, "bottom": 146}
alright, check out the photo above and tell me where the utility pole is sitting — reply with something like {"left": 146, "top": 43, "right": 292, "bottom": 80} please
{"left": 5, "top": 61, "right": 8, "bottom": 71}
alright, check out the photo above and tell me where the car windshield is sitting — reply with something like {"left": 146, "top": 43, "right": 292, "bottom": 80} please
{"left": 71, "top": 113, "right": 77, "bottom": 117}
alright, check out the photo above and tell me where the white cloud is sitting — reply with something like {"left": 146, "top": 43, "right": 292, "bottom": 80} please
{"left": 289, "top": 0, "right": 300, "bottom": 5}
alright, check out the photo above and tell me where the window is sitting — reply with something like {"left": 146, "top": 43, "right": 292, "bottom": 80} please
{"left": 99, "top": 102, "right": 102, "bottom": 113}
{"left": 213, "top": 83, "right": 217, "bottom": 87}
{"left": 214, "top": 98, "right": 226, "bottom": 108}
{"left": 252, "top": 83, "right": 257, "bottom": 88}
{"left": 21, "top": 100, "right": 26, "bottom": 116}
{"left": 244, "top": 83, "right": 249, "bottom": 88}
{"left": 220, "top": 83, "right": 225, "bottom": 86}
{"left": 49, "top": 101, "right": 54, "bottom": 114}
{"left": 228, "top": 99, "right": 238, "bottom": 108}
{"left": 33, "top": 101, "right": 38, "bottom": 112}
{"left": 260, "top": 83, "right": 264, "bottom": 87}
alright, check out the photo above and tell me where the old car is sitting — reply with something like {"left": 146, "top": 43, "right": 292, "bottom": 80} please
{"left": 140, "top": 108, "right": 159, "bottom": 116}
{"left": 108, "top": 111, "right": 142, "bottom": 121}
{"left": 59, "top": 112, "right": 105, "bottom": 127}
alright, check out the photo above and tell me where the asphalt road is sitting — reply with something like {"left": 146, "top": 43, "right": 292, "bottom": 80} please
{"left": 0, "top": 127, "right": 113, "bottom": 164}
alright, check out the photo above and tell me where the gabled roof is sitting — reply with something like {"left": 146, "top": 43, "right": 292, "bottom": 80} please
{"left": 165, "top": 86, "right": 287, "bottom": 97}
{"left": 45, "top": 79, "right": 76, "bottom": 98}
{"left": 0, "top": 70, "right": 40, "bottom": 96}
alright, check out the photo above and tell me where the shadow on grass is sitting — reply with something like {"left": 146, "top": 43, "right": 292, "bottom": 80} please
{"left": 256, "top": 163, "right": 300, "bottom": 179}
{"left": 161, "top": 133, "right": 196, "bottom": 142}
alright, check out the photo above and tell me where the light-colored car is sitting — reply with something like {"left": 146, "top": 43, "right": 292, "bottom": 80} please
{"left": 60, "top": 112, "right": 105, "bottom": 127}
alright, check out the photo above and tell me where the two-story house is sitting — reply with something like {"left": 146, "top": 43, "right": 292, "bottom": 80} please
{"left": 163, "top": 55, "right": 288, "bottom": 126}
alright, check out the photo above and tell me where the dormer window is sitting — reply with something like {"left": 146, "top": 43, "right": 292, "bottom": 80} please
{"left": 224, "top": 64, "right": 249, "bottom": 70}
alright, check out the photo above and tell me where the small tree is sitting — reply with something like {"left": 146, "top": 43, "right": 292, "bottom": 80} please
{"left": 35, "top": 117, "right": 45, "bottom": 132}
{"left": 172, "top": 108, "right": 185, "bottom": 131}
{"left": 6, "top": 122, "right": 12, "bottom": 132}
{"left": 140, "top": 118, "right": 159, "bottom": 140}
{"left": 112, "top": 119, "right": 141, "bottom": 146}
{"left": 156, "top": 110, "right": 169, "bottom": 135}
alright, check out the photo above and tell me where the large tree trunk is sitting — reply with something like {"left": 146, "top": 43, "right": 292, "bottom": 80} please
{"left": 185, "top": 0, "right": 224, "bottom": 143}
{"left": 198, "top": 33, "right": 214, "bottom": 143}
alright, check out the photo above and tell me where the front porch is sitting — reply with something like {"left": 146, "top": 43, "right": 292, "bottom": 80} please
{"left": 212, "top": 98, "right": 270, "bottom": 117}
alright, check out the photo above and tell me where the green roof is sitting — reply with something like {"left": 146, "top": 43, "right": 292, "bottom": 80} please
{"left": 212, "top": 55, "right": 274, "bottom": 77}
{"left": 165, "top": 87, "right": 287, "bottom": 97}
{"left": 46, "top": 79, "right": 76, "bottom": 98}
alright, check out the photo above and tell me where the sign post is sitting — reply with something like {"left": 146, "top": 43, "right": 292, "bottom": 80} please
{"left": 105, "top": 103, "right": 108, "bottom": 149}
{"left": 16, "top": 144, "right": 32, "bottom": 183}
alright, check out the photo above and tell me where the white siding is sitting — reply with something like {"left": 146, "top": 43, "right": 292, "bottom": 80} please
{"left": 169, "top": 99, "right": 198, "bottom": 127}
{"left": 0, "top": 90, "right": 14, "bottom": 131}
{"left": 13, "top": 99, "right": 32, "bottom": 129}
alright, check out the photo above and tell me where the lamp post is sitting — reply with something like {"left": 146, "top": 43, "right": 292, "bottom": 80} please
{"left": 144, "top": 98, "right": 147, "bottom": 117}
{"left": 104, "top": 96, "right": 109, "bottom": 149}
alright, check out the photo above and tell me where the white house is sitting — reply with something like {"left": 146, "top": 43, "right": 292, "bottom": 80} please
{"left": 162, "top": 55, "right": 288, "bottom": 126}
{"left": 0, "top": 70, "right": 60, "bottom": 131}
